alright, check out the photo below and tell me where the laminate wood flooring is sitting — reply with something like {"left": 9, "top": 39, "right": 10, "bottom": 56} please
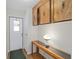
{"left": 27, "top": 53, "right": 45, "bottom": 59}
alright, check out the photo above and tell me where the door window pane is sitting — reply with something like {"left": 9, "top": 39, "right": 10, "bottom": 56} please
{"left": 14, "top": 20, "right": 20, "bottom": 31}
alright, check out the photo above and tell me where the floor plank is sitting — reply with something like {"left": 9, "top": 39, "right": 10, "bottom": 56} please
{"left": 27, "top": 53, "right": 45, "bottom": 59}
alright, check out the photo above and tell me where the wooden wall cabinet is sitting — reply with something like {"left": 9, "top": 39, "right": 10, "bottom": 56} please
{"left": 51, "top": 0, "right": 72, "bottom": 23}
{"left": 32, "top": 0, "right": 72, "bottom": 25}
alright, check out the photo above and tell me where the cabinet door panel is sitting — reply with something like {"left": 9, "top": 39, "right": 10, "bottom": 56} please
{"left": 63, "top": 0, "right": 72, "bottom": 19}
{"left": 32, "top": 7, "right": 38, "bottom": 25}
{"left": 53, "top": 0, "right": 72, "bottom": 22}
{"left": 39, "top": 1, "right": 50, "bottom": 24}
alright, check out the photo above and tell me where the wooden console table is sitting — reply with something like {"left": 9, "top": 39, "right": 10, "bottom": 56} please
{"left": 32, "top": 40, "right": 64, "bottom": 59}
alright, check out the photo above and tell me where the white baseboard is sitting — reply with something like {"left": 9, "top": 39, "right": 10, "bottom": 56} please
{"left": 27, "top": 51, "right": 32, "bottom": 55}
{"left": 27, "top": 51, "right": 36, "bottom": 55}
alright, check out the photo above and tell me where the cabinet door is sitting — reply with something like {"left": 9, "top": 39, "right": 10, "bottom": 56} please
{"left": 32, "top": 7, "right": 38, "bottom": 25}
{"left": 63, "top": 0, "right": 72, "bottom": 19}
{"left": 51, "top": 0, "right": 72, "bottom": 22}
{"left": 39, "top": 1, "right": 50, "bottom": 25}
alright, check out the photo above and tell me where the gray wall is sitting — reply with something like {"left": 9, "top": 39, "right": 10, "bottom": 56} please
{"left": 37, "top": 21, "right": 72, "bottom": 55}
{"left": 23, "top": 7, "right": 38, "bottom": 54}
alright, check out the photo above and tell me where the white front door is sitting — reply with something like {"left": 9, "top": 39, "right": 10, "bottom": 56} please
{"left": 10, "top": 16, "right": 23, "bottom": 51}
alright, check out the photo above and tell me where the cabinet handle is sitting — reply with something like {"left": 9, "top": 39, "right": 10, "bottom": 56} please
{"left": 62, "top": 0, "right": 65, "bottom": 9}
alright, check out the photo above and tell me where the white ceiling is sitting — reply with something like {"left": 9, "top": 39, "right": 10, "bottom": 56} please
{"left": 7, "top": 0, "right": 39, "bottom": 11}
